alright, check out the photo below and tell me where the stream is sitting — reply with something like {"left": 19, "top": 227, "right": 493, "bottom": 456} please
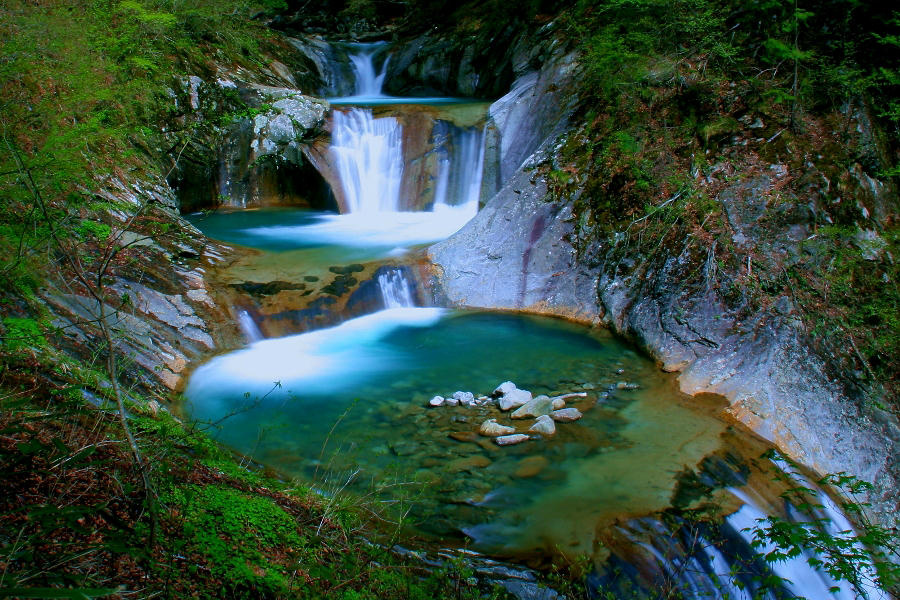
{"left": 183, "top": 42, "right": 887, "bottom": 599}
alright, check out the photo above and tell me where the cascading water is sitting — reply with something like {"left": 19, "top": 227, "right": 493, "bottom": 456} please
{"left": 348, "top": 42, "right": 389, "bottom": 98}
{"left": 330, "top": 108, "right": 404, "bottom": 214}
{"left": 237, "top": 309, "right": 263, "bottom": 343}
{"left": 433, "top": 125, "right": 486, "bottom": 209}
{"left": 377, "top": 268, "right": 415, "bottom": 308}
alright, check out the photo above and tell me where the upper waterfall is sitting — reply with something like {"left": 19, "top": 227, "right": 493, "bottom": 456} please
{"left": 348, "top": 42, "right": 389, "bottom": 98}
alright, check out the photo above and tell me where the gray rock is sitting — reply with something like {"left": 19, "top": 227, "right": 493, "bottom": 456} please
{"left": 500, "top": 579, "right": 561, "bottom": 600}
{"left": 494, "top": 434, "right": 531, "bottom": 447}
{"left": 479, "top": 419, "right": 516, "bottom": 437}
{"left": 528, "top": 415, "right": 556, "bottom": 436}
{"left": 511, "top": 395, "right": 553, "bottom": 419}
{"left": 550, "top": 397, "right": 566, "bottom": 410}
{"left": 550, "top": 408, "right": 583, "bottom": 423}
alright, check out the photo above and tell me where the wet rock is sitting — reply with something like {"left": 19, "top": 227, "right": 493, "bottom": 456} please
{"left": 452, "top": 391, "right": 476, "bottom": 406}
{"left": 479, "top": 419, "right": 516, "bottom": 437}
{"left": 445, "top": 395, "right": 460, "bottom": 406}
{"left": 449, "top": 431, "right": 480, "bottom": 443}
{"left": 499, "top": 388, "right": 533, "bottom": 411}
{"left": 429, "top": 395, "right": 445, "bottom": 407}
{"left": 447, "top": 455, "right": 491, "bottom": 472}
{"left": 494, "top": 434, "right": 531, "bottom": 447}
{"left": 513, "top": 455, "right": 549, "bottom": 478}
{"left": 528, "top": 415, "right": 556, "bottom": 436}
{"left": 500, "top": 579, "right": 562, "bottom": 600}
{"left": 551, "top": 397, "right": 566, "bottom": 410}
{"left": 390, "top": 442, "right": 418, "bottom": 457}
{"left": 511, "top": 395, "right": 553, "bottom": 419}
{"left": 550, "top": 408, "right": 583, "bottom": 423}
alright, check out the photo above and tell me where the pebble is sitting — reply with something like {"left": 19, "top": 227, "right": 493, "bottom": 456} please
{"left": 550, "top": 408, "right": 583, "bottom": 422}
{"left": 528, "top": 414, "right": 556, "bottom": 436}
{"left": 494, "top": 434, "right": 531, "bottom": 447}
{"left": 616, "top": 381, "right": 640, "bottom": 390}
{"left": 479, "top": 419, "right": 516, "bottom": 437}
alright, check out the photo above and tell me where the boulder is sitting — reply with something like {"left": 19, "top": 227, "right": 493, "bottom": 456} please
{"left": 511, "top": 395, "right": 553, "bottom": 419}
{"left": 494, "top": 434, "right": 531, "bottom": 447}
{"left": 492, "top": 381, "right": 517, "bottom": 398}
{"left": 479, "top": 419, "right": 516, "bottom": 437}
{"left": 499, "top": 388, "right": 533, "bottom": 411}
{"left": 550, "top": 408, "right": 583, "bottom": 423}
{"left": 528, "top": 414, "right": 556, "bottom": 436}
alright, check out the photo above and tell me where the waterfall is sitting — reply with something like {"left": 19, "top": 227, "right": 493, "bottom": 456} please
{"left": 377, "top": 268, "right": 415, "bottom": 308}
{"left": 330, "top": 108, "right": 404, "bottom": 214}
{"left": 237, "top": 309, "right": 263, "bottom": 343}
{"left": 348, "top": 42, "right": 389, "bottom": 97}
{"left": 433, "top": 126, "right": 486, "bottom": 209}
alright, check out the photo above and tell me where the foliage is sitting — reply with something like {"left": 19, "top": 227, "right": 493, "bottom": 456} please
{"left": 1, "top": 317, "right": 47, "bottom": 351}
{"left": 746, "top": 450, "right": 900, "bottom": 596}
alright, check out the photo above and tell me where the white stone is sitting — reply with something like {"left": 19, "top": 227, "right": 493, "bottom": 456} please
{"left": 550, "top": 408, "right": 583, "bottom": 423}
{"left": 528, "top": 415, "right": 556, "bottom": 436}
{"left": 494, "top": 434, "right": 531, "bottom": 447}
{"left": 499, "top": 388, "right": 532, "bottom": 411}
{"left": 429, "top": 395, "right": 445, "bottom": 407}
{"left": 479, "top": 419, "right": 516, "bottom": 437}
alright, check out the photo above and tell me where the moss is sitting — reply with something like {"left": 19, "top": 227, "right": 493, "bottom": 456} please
{"left": 2, "top": 317, "right": 47, "bottom": 351}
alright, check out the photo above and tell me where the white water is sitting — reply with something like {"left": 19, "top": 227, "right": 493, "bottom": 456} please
{"left": 728, "top": 486, "right": 881, "bottom": 600}
{"left": 186, "top": 307, "right": 446, "bottom": 403}
{"left": 330, "top": 108, "right": 404, "bottom": 214}
{"left": 349, "top": 42, "right": 389, "bottom": 97}
{"left": 237, "top": 309, "right": 263, "bottom": 343}
{"left": 378, "top": 268, "right": 415, "bottom": 308}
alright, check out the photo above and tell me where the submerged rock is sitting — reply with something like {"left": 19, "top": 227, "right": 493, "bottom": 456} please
{"left": 447, "top": 455, "right": 492, "bottom": 472}
{"left": 494, "top": 434, "right": 531, "bottom": 447}
{"left": 449, "top": 431, "right": 480, "bottom": 443}
{"left": 550, "top": 408, "right": 583, "bottom": 423}
{"left": 616, "top": 381, "right": 640, "bottom": 390}
{"left": 511, "top": 395, "right": 553, "bottom": 419}
{"left": 528, "top": 415, "right": 556, "bottom": 436}
{"left": 513, "top": 455, "right": 549, "bottom": 478}
{"left": 479, "top": 419, "right": 516, "bottom": 437}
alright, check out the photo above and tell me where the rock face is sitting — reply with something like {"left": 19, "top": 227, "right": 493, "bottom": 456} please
{"left": 426, "top": 35, "right": 900, "bottom": 523}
